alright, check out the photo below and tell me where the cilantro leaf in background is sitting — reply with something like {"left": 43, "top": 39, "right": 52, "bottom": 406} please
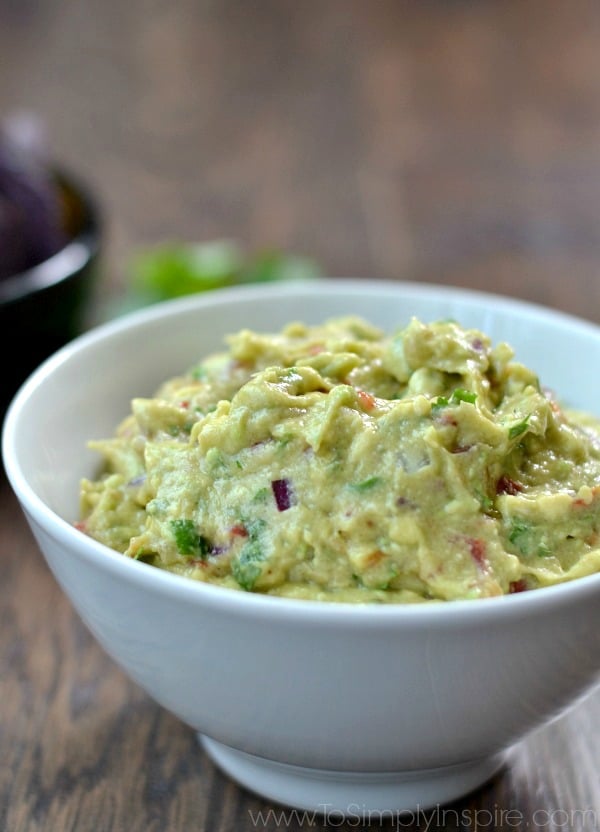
{"left": 104, "top": 239, "right": 321, "bottom": 319}
{"left": 131, "top": 239, "right": 244, "bottom": 299}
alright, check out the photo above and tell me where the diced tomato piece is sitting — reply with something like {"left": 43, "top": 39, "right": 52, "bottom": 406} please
{"left": 496, "top": 475, "right": 523, "bottom": 496}
{"left": 357, "top": 390, "right": 376, "bottom": 411}
{"left": 467, "top": 537, "right": 487, "bottom": 566}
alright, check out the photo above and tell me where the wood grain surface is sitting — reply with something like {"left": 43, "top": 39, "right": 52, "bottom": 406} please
{"left": 1, "top": 1, "right": 599, "bottom": 830}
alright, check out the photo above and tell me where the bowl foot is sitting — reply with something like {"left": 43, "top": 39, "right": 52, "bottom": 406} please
{"left": 198, "top": 734, "right": 506, "bottom": 816}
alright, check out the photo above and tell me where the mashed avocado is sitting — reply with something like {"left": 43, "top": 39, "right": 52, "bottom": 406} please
{"left": 79, "top": 317, "right": 600, "bottom": 603}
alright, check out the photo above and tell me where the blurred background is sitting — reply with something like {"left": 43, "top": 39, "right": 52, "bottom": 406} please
{"left": 2, "top": 0, "right": 600, "bottom": 324}
{"left": 2, "top": 3, "right": 600, "bottom": 828}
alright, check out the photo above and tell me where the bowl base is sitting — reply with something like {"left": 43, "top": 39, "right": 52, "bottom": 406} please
{"left": 198, "top": 734, "right": 506, "bottom": 816}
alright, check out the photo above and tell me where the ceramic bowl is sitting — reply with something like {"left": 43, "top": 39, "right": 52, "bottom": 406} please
{"left": 3, "top": 280, "right": 600, "bottom": 815}
{"left": 0, "top": 169, "right": 101, "bottom": 413}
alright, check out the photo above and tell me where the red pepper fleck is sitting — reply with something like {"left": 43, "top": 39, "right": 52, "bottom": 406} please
{"left": 396, "top": 496, "right": 416, "bottom": 508}
{"left": 437, "top": 413, "right": 458, "bottom": 427}
{"left": 573, "top": 490, "right": 596, "bottom": 507}
{"left": 357, "top": 390, "right": 376, "bottom": 411}
{"left": 74, "top": 520, "right": 87, "bottom": 533}
{"left": 509, "top": 579, "right": 528, "bottom": 594}
{"left": 230, "top": 524, "right": 249, "bottom": 538}
{"left": 452, "top": 444, "right": 473, "bottom": 454}
{"left": 467, "top": 537, "right": 487, "bottom": 567}
{"left": 364, "top": 549, "right": 385, "bottom": 567}
{"left": 179, "top": 400, "right": 190, "bottom": 409}
{"left": 496, "top": 475, "right": 523, "bottom": 496}
{"left": 308, "top": 343, "right": 324, "bottom": 355}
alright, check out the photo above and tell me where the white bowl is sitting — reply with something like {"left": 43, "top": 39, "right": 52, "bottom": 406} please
{"left": 3, "top": 279, "right": 600, "bottom": 815}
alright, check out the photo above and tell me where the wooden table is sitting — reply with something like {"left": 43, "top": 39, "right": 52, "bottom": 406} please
{"left": 1, "top": 1, "right": 599, "bottom": 829}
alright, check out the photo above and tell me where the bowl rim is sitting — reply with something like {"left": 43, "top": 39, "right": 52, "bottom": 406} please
{"left": 3, "top": 277, "right": 600, "bottom": 625}
{"left": 0, "top": 168, "right": 101, "bottom": 305}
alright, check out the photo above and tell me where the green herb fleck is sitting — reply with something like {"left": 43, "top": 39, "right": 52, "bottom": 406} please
{"left": 350, "top": 476, "right": 382, "bottom": 492}
{"left": 507, "top": 519, "right": 539, "bottom": 556}
{"left": 475, "top": 490, "right": 494, "bottom": 511}
{"left": 133, "top": 549, "right": 152, "bottom": 562}
{"left": 232, "top": 543, "right": 264, "bottom": 590}
{"left": 451, "top": 388, "right": 477, "bottom": 404}
{"left": 508, "top": 415, "right": 530, "bottom": 440}
{"left": 232, "top": 521, "right": 267, "bottom": 590}
{"left": 170, "top": 519, "right": 211, "bottom": 559}
{"left": 431, "top": 395, "right": 450, "bottom": 411}
{"left": 244, "top": 517, "right": 267, "bottom": 539}
{"left": 191, "top": 364, "right": 207, "bottom": 381}
{"left": 432, "top": 388, "right": 477, "bottom": 411}
{"left": 537, "top": 542, "right": 553, "bottom": 558}
{"left": 252, "top": 487, "right": 270, "bottom": 504}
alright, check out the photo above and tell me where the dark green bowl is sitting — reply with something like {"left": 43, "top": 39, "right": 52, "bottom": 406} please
{"left": 0, "top": 170, "right": 101, "bottom": 412}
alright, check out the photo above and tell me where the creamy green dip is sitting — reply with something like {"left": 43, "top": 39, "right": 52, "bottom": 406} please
{"left": 79, "top": 317, "right": 600, "bottom": 603}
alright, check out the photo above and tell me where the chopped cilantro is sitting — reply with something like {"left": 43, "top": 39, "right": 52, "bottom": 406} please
{"left": 451, "top": 388, "right": 477, "bottom": 404}
{"left": 431, "top": 395, "right": 450, "bottom": 411}
{"left": 244, "top": 517, "right": 267, "bottom": 539}
{"left": 508, "top": 520, "right": 531, "bottom": 551}
{"left": 170, "top": 519, "right": 211, "bottom": 559}
{"left": 133, "top": 549, "right": 153, "bottom": 563}
{"left": 350, "top": 476, "right": 382, "bottom": 492}
{"left": 432, "top": 388, "right": 477, "bottom": 410}
{"left": 232, "top": 542, "right": 264, "bottom": 590}
{"left": 232, "top": 519, "right": 267, "bottom": 590}
{"left": 191, "top": 364, "right": 207, "bottom": 381}
{"left": 252, "top": 487, "right": 270, "bottom": 504}
{"left": 475, "top": 490, "right": 494, "bottom": 511}
{"left": 508, "top": 415, "right": 530, "bottom": 440}
{"left": 507, "top": 519, "right": 549, "bottom": 557}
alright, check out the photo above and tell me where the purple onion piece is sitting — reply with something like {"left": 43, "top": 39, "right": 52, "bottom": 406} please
{"left": 271, "top": 478, "right": 296, "bottom": 512}
{"left": 0, "top": 132, "right": 67, "bottom": 280}
{"left": 128, "top": 474, "right": 146, "bottom": 487}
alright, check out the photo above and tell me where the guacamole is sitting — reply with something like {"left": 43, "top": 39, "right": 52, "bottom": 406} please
{"left": 79, "top": 316, "right": 600, "bottom": 603}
